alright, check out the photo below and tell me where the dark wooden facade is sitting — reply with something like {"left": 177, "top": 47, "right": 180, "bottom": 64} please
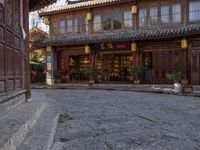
{"left": 38, "top": 0, "right": 200, "bottom": 84}
{"left": 0, "top": 0, "right": 55, "bottom": 104}
{"left": 0, "top": 0, "right": 29, "bottom": 98}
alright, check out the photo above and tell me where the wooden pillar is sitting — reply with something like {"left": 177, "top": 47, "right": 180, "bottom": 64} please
{"left": 46, "top": 46, "right": 54, "bottom": 85}
{"left": 23, "top": 0, "right": 31, "bottom": 100}
{"left": 132, "top": 51, "right": 137, "bottom": 66}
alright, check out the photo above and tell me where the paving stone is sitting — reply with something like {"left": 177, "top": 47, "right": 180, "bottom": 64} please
{"left": 17, "top": 103, "right": 59, "bottom": 150}
{"left": 37, "top": 89, "right": 200, "bottom": 150}
{"left": 0, "top": 97, "right": 47, "bottom": 150}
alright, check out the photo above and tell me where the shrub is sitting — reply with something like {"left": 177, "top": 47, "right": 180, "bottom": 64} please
{"left": 83, "top": 66, "right": 96, "bottom": 80}
{"left": 166, "top": 72, "right": 181, "bottom": 83}
{"left": 54, "top": 70, "right": 63, "bottom": 80}
{"left": 130, "top": 65, "right": 143, "bottom": 79}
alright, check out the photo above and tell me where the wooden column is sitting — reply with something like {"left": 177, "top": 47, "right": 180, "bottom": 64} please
{"left": 23, "top": 0, "right": 31, "bottom": 100}
{"left": 46, "top": 46, "right": 54, "bottom": 85}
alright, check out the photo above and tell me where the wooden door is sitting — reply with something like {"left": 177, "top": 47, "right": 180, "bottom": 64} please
{"left": 191, "top": 51, "right": 200, "bottom": 84}
{"left": 152, "top": 50, "right": 187, "bottom": 83}
{"left": 0, "top": 0, "right": 23, "bottom": 93}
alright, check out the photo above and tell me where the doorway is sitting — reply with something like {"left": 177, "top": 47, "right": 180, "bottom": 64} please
{"left": 191, "top": 51, "right": 200, "bottom": 84}
{"left": 143, "top": 52, "right": 153, "bottom": 83}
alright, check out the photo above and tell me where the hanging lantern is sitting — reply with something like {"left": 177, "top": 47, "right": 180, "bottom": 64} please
{"left": 131, "top": 5, "right": 137, "bottom": 14}
{"left": 43, "top": 16, "right": 49, "bottom": 25}
{"left": 84, "top": 45, "right": 91, "bottom": 54}
{"left": 131, "top": 42, "right": 137, "bottom": 52}
{"left": 86, "top": 12, "right": 92, "bottom": 21}
{"left": 181, "top": 39, "right": 188, "bottom": 49}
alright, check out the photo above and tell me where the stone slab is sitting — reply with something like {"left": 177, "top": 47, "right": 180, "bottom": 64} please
{"left": 0, "top": 99, "right": 47, "bottom": 150}
{"left": 18, "top": 103, "right": 59, "bottom": 150}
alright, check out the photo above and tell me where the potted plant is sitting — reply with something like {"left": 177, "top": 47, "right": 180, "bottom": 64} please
{"left": 103, "top": 68, "right": 111, "bottom": 81}
{"left": 177, "top": 64, "right": 189, "bottom": 85}
{"left": 130, "top": 65, "right": 143, "bottom": 84}
{"left": 53, "top": 70, "right": 63, "bottom": 84}
{"left": 83, "top": 66, "right": 96, "bottom": 85}
{"left": 61, "top": 70, "right": 68, "bottom": 83}
{"left": 166, "top": 72, "right": 182, "bottom": 93}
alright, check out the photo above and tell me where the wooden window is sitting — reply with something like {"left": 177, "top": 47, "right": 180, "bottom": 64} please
{"left": 52, "top": 21, "right": 58, "bottom": 35}
{"left": 124, "top": 10, "right": 132, "bottom": 28}
{"left": 7, "top": 0, "right": 13, "bottom": 27}
{"left": 81, "top": 17, "right": 88, "bottom": 33}
{"left": 14, "top": 0, "right": 20, "bottom": 33}
{"left": 59, "top": 20, "right": 65, "bottom": 35}
{"left": 66, "top": 19, "right": 73, "bottom": 33}
{"left": 189, "top": 1, "right": 200, "bottom": 22}
{"left": 139, "top": 8, "right": 147, "bottom": 27}
{"left": 93, "top": 15, "right": 101, "bottom": 32}
{"left": 161, "top": 5, "right": 169, "bottom": 24}
{"left": 172, "top": 4, "right": 181, "bottom": 23}
{"left": 113, "top": 11, "right": 122, "bottom": 30}
{"left": 0, "top": 2, "right": 4, "bottom": 22}
{"left": 103, "top": 14, "right": 112, "bottom": 30}
{"left": 149, "top": 7, "right": 158, "bottom": 26}
{"left": 74, "top": 18, "right": 81, "bottom": 33}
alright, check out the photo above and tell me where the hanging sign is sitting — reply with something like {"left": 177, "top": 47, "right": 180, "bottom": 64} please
{"left": 0, "top": 0, "right": 4, "bottom": 6}
{"left": 95, "top": 42, "right": 131, "bottom": 51}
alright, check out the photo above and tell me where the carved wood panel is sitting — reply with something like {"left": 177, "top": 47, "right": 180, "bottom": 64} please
{"left": 7, "top": 0, "right": 13, "bottom": 27}
{"left": 0, "top": 3, "right": 4, "bottom": 22}
{"left": 7, "top": 46, "right": 14, "bottom": 76}
{"left": 0, "top": 0, "right": 24, "bottom": 94}
{"left": 0, "top": 44, "right": 4, "bottom": 77}
{"left": 14, "top": 0, "right": 20, "bottom": 33}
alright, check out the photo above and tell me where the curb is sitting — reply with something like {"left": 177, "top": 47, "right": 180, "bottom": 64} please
{"left": 31, "top": 85, "right": 200, "bottom": 98}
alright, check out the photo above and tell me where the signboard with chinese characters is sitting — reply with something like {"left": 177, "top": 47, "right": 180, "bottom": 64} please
{"left": 95, "top": 42, "right": 131, "bottom": 51}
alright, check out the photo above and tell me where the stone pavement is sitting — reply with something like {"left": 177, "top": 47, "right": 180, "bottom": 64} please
{"left": 38, "top": 89, "right": 200, "bottom": 150}
{"left": 31, "top": 83, "right": 200, "bottom": 97}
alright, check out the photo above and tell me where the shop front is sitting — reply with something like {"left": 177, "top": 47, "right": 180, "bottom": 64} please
{"left": 94, "top": 42, "right": 133, "bottom": 83}
{"left": 56, "top": 41, "right": 135, "bottom": 83}
{"left": 140, "top": 39, "right": 188, "bottom": 84}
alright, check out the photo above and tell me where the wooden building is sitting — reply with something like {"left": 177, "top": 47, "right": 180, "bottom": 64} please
{"left": 0, "top": 0, "right": 55, "bottom": 113}
{"left": 36, "top": 0, "right": 200, "bottom": 84}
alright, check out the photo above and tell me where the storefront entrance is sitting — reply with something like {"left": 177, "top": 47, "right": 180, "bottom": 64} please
{"left": 96, "top": 54, "right": 133, "bottom": 83}
{"left": 142, "top": 50, "right": 187, "bottom": 84}
{"left": 69, "top": 55, "right": 91, "bottom": 81}
{"left": 191, "top": 51, "right": 200, "bottom": 84}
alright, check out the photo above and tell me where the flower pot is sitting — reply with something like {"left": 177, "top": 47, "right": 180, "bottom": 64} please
{"left": 89, "top": 80, "right": 95, "bottom": 86}
{"left": 61, "top": 75, "right": 68, "bottom": 83}
{"left": 174, "top": 83, "right": 183, "bottom": 93}
{"left": 134, "top": 80, "right": 140, "bottom": 85}
{"left": 181, "top": 79, "right": 189, "bottom": 85}
{"left": 54, "top": 79, "right": 61, "bottom": 84}
{"left": 183, "top": 85, "right": 193, "bottom": 94}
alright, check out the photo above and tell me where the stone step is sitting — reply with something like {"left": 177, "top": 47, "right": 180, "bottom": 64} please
{"left": 0, "top": 99, "right": 47, "bottom": 150}
{"left": 17, "top": 104, "right": 59, "bottom": 150}
{"left": 0, "top": 90, "right": 26, "bottom": 117}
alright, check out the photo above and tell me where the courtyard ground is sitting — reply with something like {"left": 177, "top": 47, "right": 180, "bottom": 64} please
{"left": 35, "top": 89, "right": 200, "bottom": 150}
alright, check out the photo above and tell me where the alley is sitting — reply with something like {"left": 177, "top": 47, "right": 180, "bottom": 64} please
{"left": 35, "top": 89, "right": 200, "bottom": 150}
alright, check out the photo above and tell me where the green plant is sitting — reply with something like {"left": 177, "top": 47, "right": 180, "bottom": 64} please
{"left": 177, "top": 64, "right": 187, "bottom": 79}
{"left": 30, "top": 62, "right": 44, "bottom": 73}
{"left": 54, "top": 70, "right": 63, "bottom": 80}
{"left": 58, "top": 111, "right": 72, "bottom": 123}
{"left": 103, "top": 68, "right": 111, "bottom": 76}
{"left": 166, "top": 72, "right": 181, "bottom": 83}
{"left": 83, "top": 66, "right": 96, "bottom": 80}
{"left": 130, "top": 65, "right": 143, "bottom": 79}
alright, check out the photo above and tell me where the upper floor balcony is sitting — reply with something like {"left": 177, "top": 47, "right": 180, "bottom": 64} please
{"left": 38, "top": 0, "right": 200, "bottom": 42}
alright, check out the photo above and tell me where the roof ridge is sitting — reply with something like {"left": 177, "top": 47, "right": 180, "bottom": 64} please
{"left": 39, "top": 0, "right": 122, "bottom": 15}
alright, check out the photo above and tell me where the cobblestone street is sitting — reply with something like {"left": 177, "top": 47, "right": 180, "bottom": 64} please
{"left": 37, "top": 89, "right": 200, "bottom": 150}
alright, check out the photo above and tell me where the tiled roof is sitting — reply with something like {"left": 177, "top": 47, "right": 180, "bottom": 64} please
{"left": 34, "top": 25, "right": 200, "bottom": 47}
{"left": 39, "top": 0, "right": 129, "bottom": 15}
